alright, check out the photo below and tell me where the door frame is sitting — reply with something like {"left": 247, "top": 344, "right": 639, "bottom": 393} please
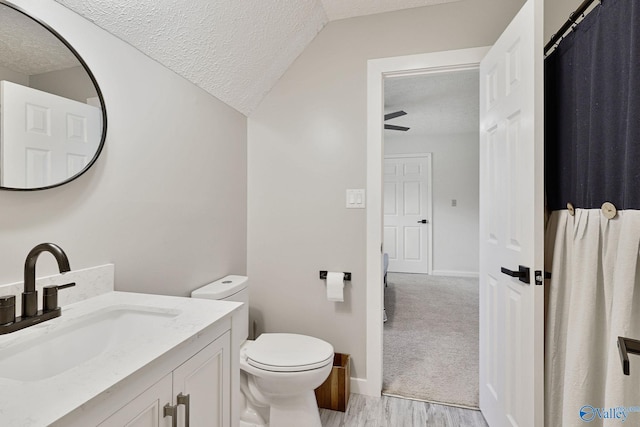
{"left": 365, "top": 47, "right": 489, "bottom": 396}
{"left": 383, "top": 153, "right": 433, "bottom": 275}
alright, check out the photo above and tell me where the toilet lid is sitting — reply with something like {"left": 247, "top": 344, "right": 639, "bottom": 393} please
{"left": 245, "top": 333, "right": 334, "bottom": 372}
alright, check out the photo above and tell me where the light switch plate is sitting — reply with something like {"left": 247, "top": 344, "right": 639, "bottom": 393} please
{"left": 346, "top": 189, "right": 366, "bottom": 209}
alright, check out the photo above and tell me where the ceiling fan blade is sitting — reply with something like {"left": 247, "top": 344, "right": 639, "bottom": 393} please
{"left": 384, "top": 110, "right": 407, "bottom": 121}
{"left": 384, "top": 124, "right": 410, "bottom": 131}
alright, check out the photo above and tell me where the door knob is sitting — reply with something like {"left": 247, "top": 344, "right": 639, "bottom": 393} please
{"left": 500, "top": 265, "right": 530, "bottom": 284}
{"left": 417, "top": 219, "right": 429, "bottom": 224}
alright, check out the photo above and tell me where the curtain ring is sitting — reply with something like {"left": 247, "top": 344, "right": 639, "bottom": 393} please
{"left": 601, "top": 202, "right": 617, "bottom": 219}
{"left": 567, "top": 202, "right": 575, "bottom": 216}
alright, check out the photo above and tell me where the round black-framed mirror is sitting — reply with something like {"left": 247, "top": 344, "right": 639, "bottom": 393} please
{"left": 0, "top": 1, "right": 107, "bottom": 191}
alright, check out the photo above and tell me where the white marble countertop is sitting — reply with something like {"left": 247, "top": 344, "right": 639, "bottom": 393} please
{"left": 0, "top": 291, "right": 241, "bottom": 426}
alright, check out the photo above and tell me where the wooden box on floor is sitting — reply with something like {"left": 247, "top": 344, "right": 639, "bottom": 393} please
{"left": 315, "top": 353, "right": 350, "bottom": 412}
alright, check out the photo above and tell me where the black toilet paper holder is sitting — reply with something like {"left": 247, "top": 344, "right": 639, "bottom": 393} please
{"left": 319, "top": 271, "right": 351, "bottom": 281}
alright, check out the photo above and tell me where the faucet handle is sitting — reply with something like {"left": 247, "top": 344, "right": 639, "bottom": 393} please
{"left": 43, "top": 283, "right": 76, "bottom": 312}
{"left": 0, "top": 295, "right": 16, "bottom": 325}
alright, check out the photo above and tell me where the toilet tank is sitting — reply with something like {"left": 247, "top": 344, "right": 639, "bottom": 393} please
{"left": 191, "top": 275, "right": 249, "bottom": 340}
{"left": 191, "top": 275, "right": 249, "bottom": 304}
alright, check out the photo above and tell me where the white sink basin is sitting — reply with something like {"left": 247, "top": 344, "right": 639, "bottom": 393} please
{"left": 0, "top": 305, "right": 179, "bottom": 381}
{"left": 0, "top": 291, "right": 241, "bottom": 427}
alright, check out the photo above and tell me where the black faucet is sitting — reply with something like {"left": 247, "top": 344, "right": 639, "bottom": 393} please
{"left": 0, "top": 243, "right": 76, "bottom": 334}
{"left": 22, "top": 243, "right": 72, "bottom": 317}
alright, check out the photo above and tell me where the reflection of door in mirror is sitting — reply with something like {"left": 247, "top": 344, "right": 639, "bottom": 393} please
{"left": 0, "top": 2, "right": 106, "bottom": 191}
{"left": 0, "top": 80, "right": 101, "bottom": 188}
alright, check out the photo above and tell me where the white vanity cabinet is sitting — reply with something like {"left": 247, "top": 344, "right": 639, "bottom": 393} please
{"left": 98, "top": 374, "right": 173, "bottom": 427}
{"left": 99, "top": 331, "right": 231, "bottom": 427}
{"left": 25, "top": 294, "right": 246, "bottom": 427}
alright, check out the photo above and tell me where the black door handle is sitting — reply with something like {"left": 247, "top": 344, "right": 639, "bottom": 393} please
{"left": 500, "top": 265, "right": 530, "bottom": 284}
{"left": 417, "top": 219, "right": 429, "bottom": 224}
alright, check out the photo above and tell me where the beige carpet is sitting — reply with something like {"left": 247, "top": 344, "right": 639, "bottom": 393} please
{"left": 383, "top": 273, "right": 480, "bottom": 409}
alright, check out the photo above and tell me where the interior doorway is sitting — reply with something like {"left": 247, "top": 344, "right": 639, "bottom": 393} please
{"left": 381, "top": 69, "right": 481, "bottom": 407}
{"left": 365, "top": 47, "right": 489, "bottom": 397}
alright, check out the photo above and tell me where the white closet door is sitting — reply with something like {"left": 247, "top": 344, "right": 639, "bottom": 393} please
{"left": 383, "top": 155, "right": 432, "bottom": 274}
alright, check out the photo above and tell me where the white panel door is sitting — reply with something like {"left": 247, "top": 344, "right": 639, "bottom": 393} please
{"left": 479, "top": 1, "right": 544, "bottom": 426}
{"left": 0, "top": 80, "right": 101, "bottom": 188}
{"left": 383, "top": 155, "right": 432, "bottom": 274}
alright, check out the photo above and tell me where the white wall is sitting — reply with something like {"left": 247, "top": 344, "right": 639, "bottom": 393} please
{"left": 30, "top": 66, "right": 97, "bottom": 103}
{"left": 544, "top": 0, "right": 583, "bottom": 42}
{"left": 0, "top": 65, "right": 95, "bottom": 104}
{"left": 248, "top": 0, "right": 525, "bottom": 383}
{"left": 385, "top": 132, "right": 479, "bottom": 275}
{"left": 0, "top": 65, "right": 28, "bottom": 86}
{"left": 0, "top": 0, "right": 247, "bottom": 296}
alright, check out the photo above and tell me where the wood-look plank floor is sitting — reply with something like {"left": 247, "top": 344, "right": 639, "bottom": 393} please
{"left": 320, "top": 394, "right": 489, "bottom": 427}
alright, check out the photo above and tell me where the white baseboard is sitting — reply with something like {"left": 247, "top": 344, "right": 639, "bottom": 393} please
{"left": 431, "top": 270, "right": 479, "bottom": 278}
{"left": 350, "top": 377, "right": 378, "bottom": 396}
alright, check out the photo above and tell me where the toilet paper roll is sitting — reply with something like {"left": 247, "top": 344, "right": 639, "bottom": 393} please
{"left": 326, "top": 272, "right": 344, "bottom": 302}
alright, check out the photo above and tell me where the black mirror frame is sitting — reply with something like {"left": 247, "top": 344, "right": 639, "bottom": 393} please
{"left": 0, "top": 0, "right": 107, "bottom": 191}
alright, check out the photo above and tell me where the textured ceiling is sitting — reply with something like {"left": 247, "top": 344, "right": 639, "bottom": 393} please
{"left": 320, "top": 0, "right": 460, "bottom": 20}
{"left": 50, "top": 0, "right": 462, "bottom": 116}
{"left": 0, "top": 4, "right": 80, "bottom": 75}
{"left": 384, "top": 69, "right": 479, "bottom": 137}
{"left": 54, "top": 0, "right": 328, "bottom": 116}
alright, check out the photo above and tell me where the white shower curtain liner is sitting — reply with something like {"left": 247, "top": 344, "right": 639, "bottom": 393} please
{"left": 545, "top": 209, "right": 640, "bottom": 426}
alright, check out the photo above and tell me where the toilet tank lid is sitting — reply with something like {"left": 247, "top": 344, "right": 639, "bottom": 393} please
{"left": 191, "top": 275, "right": 248, "bottom": 300}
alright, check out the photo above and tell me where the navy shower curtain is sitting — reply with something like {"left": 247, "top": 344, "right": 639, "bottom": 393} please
{"left": 545, "top": 0, "right": 640, "bottom": 211}
{"left": 545, "top": 1, "right": 640, "bottom": 426}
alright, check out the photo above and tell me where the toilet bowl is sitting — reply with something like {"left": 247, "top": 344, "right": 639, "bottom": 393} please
{"left": 240, "top": 334, "right": 333, "bottom": 427}
{"left": 191, "top": 276, "right": 334, "bottom": 427}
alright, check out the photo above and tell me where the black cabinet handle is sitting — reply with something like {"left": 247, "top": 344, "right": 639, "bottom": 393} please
{"left": 500, "top": 265, "right": 530, "bottom": 284}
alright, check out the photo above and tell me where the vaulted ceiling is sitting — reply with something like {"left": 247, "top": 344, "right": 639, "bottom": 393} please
{"left": 53, "top": 0, "right": 461, "bottom": 116}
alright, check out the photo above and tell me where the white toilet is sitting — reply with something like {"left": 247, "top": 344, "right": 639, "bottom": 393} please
{"left": 192, "top": 276, "right": 334, "bottom": 427}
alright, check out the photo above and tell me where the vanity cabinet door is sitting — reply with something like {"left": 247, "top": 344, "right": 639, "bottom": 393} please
{"left": 95, "top": 331, "right": 231, "bottom": 427}
{"left": 173, "top": 331, "right": 231, "bottom": 427}
{"left": 98, "top": 374, "right": 173, "bottom": 427}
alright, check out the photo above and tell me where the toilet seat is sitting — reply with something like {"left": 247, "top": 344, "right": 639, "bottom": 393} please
{"left": 245, "top": 333, "right": 334, "bottom": 372}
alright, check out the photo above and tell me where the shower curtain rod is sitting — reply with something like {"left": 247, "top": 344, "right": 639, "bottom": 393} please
{"left": 544, "top": 0, "right": 601, "bottom": 54}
